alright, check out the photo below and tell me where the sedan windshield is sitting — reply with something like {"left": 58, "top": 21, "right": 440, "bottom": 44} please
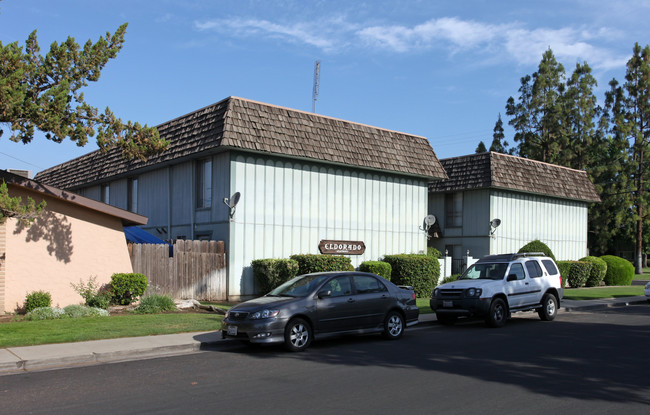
{"left": 459, "top": 263, "right": 508, "bottom": 280}
{"left": 268, "top": 274, "right": 332, "bottom": 297}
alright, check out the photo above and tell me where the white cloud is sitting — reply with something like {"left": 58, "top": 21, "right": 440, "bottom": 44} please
{"left": 358, "top": 17, "right": 505, "bottom": 52}
{"left": 194, "top": 15, "right": 627, "bottom": 71}
{"left": 194, "top": 17, "right": 344, "bottom": 52}
{"left": 359, "top": 18, "right": 626, "bottom": 71}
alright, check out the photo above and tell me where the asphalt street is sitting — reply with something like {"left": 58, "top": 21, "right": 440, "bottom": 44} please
{"left": 1, "top": 305, "right": 649, "bottom": 415}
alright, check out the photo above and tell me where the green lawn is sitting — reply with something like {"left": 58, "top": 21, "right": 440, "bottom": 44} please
{"left": 0, "top": 313, "right": 224, "bottom": 348}
{"left": 563, "top": 286, "right": 644, "bottom": 300}
{"left": 417, "top": 298, "right": 433, "bottom": 314}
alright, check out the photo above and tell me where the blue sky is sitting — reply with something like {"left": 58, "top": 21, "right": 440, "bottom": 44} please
{"left": 1, "top": 0, "right": 648, "bottom": 175}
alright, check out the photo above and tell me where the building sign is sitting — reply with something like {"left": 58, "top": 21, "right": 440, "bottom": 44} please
{"left": 319, "top": 240, "right": 366, "bottom": 255}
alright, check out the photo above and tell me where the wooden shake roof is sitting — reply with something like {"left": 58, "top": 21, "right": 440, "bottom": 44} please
{"left": 428, "top": 152, "right": 601, "bottom": 203}
{"left": 35, "top": 97, "right": 447, "bottom": 189}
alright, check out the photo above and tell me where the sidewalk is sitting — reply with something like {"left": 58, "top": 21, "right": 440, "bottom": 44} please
{"left": 1, "top": 296, "right": 647, "bottom": 376}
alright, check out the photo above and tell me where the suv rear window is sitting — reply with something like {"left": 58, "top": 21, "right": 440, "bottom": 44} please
{"left": 525, "top": 260, "right": 543, "bottom": 278}
{"left": 541, "top": 259, "right": 559, "bottom": 275}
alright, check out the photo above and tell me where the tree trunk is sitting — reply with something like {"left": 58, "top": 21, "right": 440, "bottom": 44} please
{"left": 635, "top": 149, "right": 644, "bottom": 275}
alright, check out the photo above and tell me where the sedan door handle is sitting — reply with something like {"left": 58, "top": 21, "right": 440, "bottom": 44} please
{"left": 347, "top": 298, "right": 356, "bottom": 303}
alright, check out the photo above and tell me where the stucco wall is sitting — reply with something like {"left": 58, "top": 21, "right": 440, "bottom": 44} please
{"left": 1, "top": 186, "right": 134, "bottom": 313}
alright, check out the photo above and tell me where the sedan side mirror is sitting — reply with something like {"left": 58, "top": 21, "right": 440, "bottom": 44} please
{"left": 317, "top": 290, "right": 332, "bottom": 299}
{"left": 506, "top": 274, "right": 518, "bottom": 282}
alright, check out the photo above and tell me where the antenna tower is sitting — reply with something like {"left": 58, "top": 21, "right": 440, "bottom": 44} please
{"left": 312, "top": 60, "right": 320, "bottom": 113}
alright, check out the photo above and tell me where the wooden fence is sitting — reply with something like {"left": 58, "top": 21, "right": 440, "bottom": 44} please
{"left": 129, "top": 240, "right": 227, "bottom": 301}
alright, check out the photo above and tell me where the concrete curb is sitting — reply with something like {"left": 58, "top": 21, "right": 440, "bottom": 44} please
{"left": 562, "top": 298, "right": 648, "bottom": 312}
{"left": 0, "top": 332, "right": 224, "bottom": 376}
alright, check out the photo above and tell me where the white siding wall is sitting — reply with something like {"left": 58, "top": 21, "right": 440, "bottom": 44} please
{"left": 229, "top": 154, "right": 430, "bottom": 298}
{"left": 491, "top": 190, "right": 589, "bottom": 260}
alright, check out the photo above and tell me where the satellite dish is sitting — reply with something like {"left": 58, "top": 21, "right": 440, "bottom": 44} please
{"left": 223, "top": 192, "right": 241, "bottom": 219}
{"left": 424, "top": 215, "right": 436, "bottom": 229}
{"left": 490, "top": 218, "right": 501, "bottom": 228}
{"left": 229, "top": 192, "right": 241, "bottom": 208}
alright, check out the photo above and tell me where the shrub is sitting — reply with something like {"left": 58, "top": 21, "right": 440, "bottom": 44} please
{"left": 578, "top": 256, "right": 608, "bottom": 287}
{"left": 557, "top": 261, "right": 571, "bottom": 286}
{"left": 24, "top": 307, "right": 67, "bottom": 321}
{"left": 289, "top": 254, "right": 354, "bottom": 275}
{"left": 71, "top": 276, "right": 111, "bottom": 309}
{"left": 358, "top": 261, "right": 392, "bottom": 280}
{"left": 63, "top": 305, "right": 110, "bottom": 318}
{"left": 252, "top": 258, "right": 300, "bottom": 294}
{"left": 427, "top": 247, "right": 442, "bottom": 258}
{"left": 382, "top": 254, "right": 439, "bottom": 297}
{"left": 134, "top": 295, "right": 177, "bottom": 314}
{"left": 518, "top": 240, "right": 556, "bottom": 261}
{"left": 439, "top": 274, "right": 459, "bottom": 285}
{"left": 600, "top": 255, "right": 634, "bottom": 286}
{"left": 24, "top": 291, "right": 52, "bottom": 313}
{"left": 565, "top": 261, "right": 593, "bottom": 288}
{"left": 110, "top": 273, "right": 148, "bottom": 305}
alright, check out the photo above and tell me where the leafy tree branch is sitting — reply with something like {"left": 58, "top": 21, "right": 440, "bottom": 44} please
{"left": 0, "top": 23, "right": 169, "bottom": 160}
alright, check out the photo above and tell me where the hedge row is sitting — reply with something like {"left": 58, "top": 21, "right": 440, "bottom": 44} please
{"left": 358, "top": 261, "right": 392, "bottom": 280}
{"left": 252, "top": 251, "right": 442, "bottom": 296}
{"left": 557, "top": 255, "right": 635, "bottom": 287}
{"left": 600, "top": 255, "right": 634, "bottom": 286}
{"left": 579, "top": 256, "right": 607, "bottom": 287}
{"left": 557, "top": 261, "right": 592, "bottom": 288}
{"left": 252, "top": 258, "right": 300, "bottom": 294}
{"left": 290, "top": 254, "right": 355, "bottom": 275}
{"left": 383, "top": 254, "right": 440, "bottom": 297}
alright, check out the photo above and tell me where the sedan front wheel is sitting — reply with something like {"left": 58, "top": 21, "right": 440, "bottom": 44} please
{"left": 284, "top": 318, "right": 312, "bottom": 352}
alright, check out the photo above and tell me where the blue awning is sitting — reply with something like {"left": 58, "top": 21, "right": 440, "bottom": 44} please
{"left": 124, "top": 226, "right": 168, "bottom": 244}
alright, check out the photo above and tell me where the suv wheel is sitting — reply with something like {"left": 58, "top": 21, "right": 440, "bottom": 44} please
{"left": 538, "top": 293, "right": 558, "bottom": 321}
{"left": 485, "top": 298, "right": 507, "bottom": 328}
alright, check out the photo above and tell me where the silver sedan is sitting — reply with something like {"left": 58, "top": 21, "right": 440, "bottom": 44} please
{"left": 221, "top": 271, "right": 419, "bottom": 351}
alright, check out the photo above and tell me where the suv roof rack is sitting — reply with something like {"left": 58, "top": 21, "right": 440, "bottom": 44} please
{"left": 477, "top": 252, "right": 547, "bottom": 263}
{"left": 513, "top": 252, "right": 546, "bottom": 258}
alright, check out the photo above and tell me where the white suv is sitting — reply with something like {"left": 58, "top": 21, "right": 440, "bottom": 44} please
{"left": 430, "top": 253, "right": 563, "bottom": 328}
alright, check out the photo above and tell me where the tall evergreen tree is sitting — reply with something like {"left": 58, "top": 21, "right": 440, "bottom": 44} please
{"left": 475, "top": 141, "right": 487, "bottom": 153}
{"left": 506, "top": 48, "right": 567, "bottom": 163}
{"left": 605, "top": 43, "right": 650, "bottom": 273}
{"left": 489, "top": 113, "right": 509, "bottom": 153}
{"left": 564, "top": 63, "right": 601, "bottom": 169}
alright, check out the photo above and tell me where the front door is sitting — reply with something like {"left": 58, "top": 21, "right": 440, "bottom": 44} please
{"left": 315, "top": 276, "right": 357, "bottom": 333}
{"left": 504, "top": 263, "right": 530, "bottom": 308}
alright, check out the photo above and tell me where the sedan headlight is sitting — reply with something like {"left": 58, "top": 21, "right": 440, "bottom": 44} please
{"left": 433, "top": 288, "right": 439, "bottom": 297}
{"left": 465, "top": 288, "right": 482, "bottom": 297}
{"left": 249, "top": 309, "right": 280, "bottom": 320}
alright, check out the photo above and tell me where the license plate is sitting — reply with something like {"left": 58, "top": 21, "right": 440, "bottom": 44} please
{"left": 227, "top": 326, "right": 238, "bottom": 336}
{"left": 443, "top": 300, "right": 453, "bottom": 308}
